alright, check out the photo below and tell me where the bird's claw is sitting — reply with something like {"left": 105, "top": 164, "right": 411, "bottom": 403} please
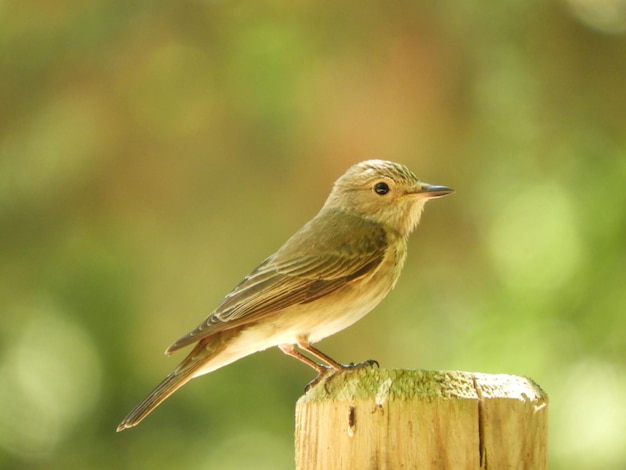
{"left": 343, "top": 359, "right": 379, "bottom": 369}
{"left": 304, "top": 359, "right": 380, "bottom": 392}
{"left": 304, "top": 365, "right": 334, "bottom": 392}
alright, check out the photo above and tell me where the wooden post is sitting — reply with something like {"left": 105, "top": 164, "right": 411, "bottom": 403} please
{"left": 295, "top": 368, "right": 548, "bottom": 470}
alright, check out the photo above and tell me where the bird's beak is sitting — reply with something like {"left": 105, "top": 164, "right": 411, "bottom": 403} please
{"left": 414, "top": 183, "right": 454, "bottom": 199}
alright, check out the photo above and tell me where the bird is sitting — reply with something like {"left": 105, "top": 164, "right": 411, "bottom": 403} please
{"left": 116, "top": 159, "right": 453, "bottom": 431}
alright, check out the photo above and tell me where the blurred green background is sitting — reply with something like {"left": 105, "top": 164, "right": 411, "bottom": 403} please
{"left": 1, "top": 1, "right": 625, "bottom": 469}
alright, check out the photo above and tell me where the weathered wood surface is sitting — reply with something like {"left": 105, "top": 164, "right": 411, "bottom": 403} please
{"left": 295, "top": 368, "right": 548, "bottom": 470}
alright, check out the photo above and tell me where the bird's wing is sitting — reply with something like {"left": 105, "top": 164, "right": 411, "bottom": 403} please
{"left": 165, "top": 211, "right": 388, "bottom": 354}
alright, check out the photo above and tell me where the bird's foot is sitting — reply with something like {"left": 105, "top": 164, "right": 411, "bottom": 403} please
{"left": 304, "top": 359, "right": 380, "bottom": 392}
{"left": 305, "top": 365, "right": 335, "bottom": 391}
{"left": 341, "top": 359, "right": 380, "bottom": 370}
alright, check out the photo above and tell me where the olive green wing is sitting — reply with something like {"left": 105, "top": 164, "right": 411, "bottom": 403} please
{"left": 165, "top": 211, "right": 387, "bottom": 354}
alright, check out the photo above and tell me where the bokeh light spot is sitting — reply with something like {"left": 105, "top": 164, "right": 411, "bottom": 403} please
{"left": 488, "top": 183, "right": 582, "bottom": 295}
{"left": 552, "top": 360, "right": 626, "bottom": 468}
{"left": 0, "top": 307, "right": 102, "bottom": 459}
{"left": 565, "top": 0, "right": 626, "bottom": 34}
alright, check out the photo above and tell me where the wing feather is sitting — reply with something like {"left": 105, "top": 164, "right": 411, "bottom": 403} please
{"left": 165, "top": 210, "right": 387, "bottom": 354}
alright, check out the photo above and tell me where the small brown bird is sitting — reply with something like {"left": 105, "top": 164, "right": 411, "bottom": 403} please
{"left": 117, "top": 159, "right": 453, "bottom": 431}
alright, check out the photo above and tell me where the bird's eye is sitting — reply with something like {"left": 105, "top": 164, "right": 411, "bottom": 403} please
{"left": 373, "top": 182, "right": 390, "bottom": 195}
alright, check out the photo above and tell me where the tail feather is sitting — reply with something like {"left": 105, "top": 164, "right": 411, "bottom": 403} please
{"left": 116, "top": 366, "right": 195, "bottom": 432}
{"left": 117, "top": 333, "right": 231, "bottom": 432}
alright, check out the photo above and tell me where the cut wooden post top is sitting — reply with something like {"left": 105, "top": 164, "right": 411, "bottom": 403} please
{"left": 299, "top": 367, "right": 548, "bottom": 405}
{"left": 295, "top": 368, "right": 548, "bottom": 470}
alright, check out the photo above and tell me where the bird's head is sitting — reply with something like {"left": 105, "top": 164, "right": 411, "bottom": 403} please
{"left": 323, "top": 160, "right": 453, "bottom": 237}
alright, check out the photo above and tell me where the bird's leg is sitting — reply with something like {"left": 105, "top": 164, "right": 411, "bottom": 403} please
{"left": 279, "top": 344, "right": 330, "bottom": 375}
{"left": 295, "top": 338, "right": 345, "bottom": 371}
{"left": 297, "top": 337, "right": 380, "bottom": 371}
{"left": 280, "top": 338, "right": 380, "bottom": 391}
{"left": 280, "top": 340, "right": 342, "bottom": 391}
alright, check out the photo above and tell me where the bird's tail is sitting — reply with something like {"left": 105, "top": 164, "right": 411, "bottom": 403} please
{"left": 116, "top": 365, "right": 194, "bottom": 432}
{"left": 116, "top": 335, "right": 229, "bottom": 432}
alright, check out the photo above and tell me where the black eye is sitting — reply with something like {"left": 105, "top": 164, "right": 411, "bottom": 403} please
{"left": 373, "top": 182, "right": 390, "bottom": 195}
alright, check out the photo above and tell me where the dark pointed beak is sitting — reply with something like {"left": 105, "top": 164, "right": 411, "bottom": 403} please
{"left": 416, "top": 183, "right": 454, "bottom": 199}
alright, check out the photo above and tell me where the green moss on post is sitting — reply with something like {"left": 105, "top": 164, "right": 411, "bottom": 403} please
{"left": 295, "top": 368, "right": 548, "bottom": 470}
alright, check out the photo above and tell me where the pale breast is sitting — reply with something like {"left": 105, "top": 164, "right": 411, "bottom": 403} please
{"left": 282, "top": 230, "right": 408, "bottom": 344}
